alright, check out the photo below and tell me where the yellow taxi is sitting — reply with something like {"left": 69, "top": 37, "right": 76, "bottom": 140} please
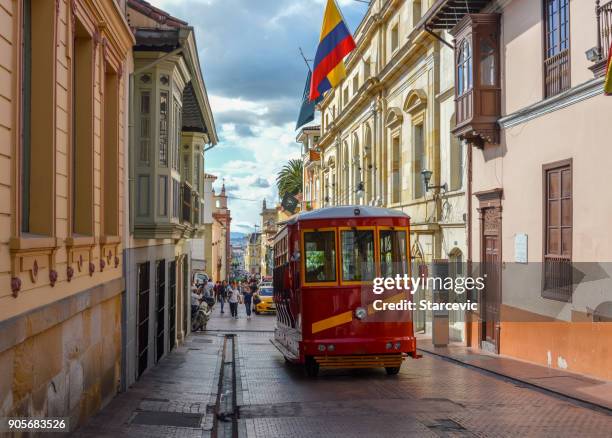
{"left": 254, "top": 286, "right": 275, "bottom": 314}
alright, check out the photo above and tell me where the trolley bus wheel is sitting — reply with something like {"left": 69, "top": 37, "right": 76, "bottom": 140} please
{"left": 305, "top": 357, "right": 319, "bottom": 377}
{"left": 385, "top": 366, "right": 401, "bottom": 375}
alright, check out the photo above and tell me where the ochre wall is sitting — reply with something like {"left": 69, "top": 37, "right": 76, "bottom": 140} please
{"left": 0, "top": 287, "right": 122, "bottom": 427}
{"left": 0, "top": 0, "right": 132, "bottom": 430}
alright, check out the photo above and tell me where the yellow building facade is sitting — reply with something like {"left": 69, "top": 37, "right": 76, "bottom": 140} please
{"left": 0, "top": 0, "right": 133, "bottom": 427}
{"left": 313, "top": 0, "right": 467, "bottom": 338}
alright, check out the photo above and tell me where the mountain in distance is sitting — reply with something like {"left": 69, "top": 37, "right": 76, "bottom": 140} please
{"left": 230, "top": 232, "right": 247, "bottom": 241}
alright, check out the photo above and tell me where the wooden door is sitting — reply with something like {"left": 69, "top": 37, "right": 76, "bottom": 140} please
{"left": 137, "top": 262, "right": 150, "bottom": 378}
{"left": 168, "top": 260, "right": 177, "bottom": 351}
{"left": 155, "top": 260, "right": 166, "bottom": 363}
{"left": 481, "top": 205, "right": 502, "bottom": 353}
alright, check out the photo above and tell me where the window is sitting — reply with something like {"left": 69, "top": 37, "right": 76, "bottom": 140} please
{"left": 303, "top": 231, "right": 336, "bottom": 283}
{"left": 457, "top": 40, "right": 473, "bottom": 96}
{"left": 159, "top": 91, "right": 169, "bottom": 166}
{"left": 172, "top": 179, "right": 180, "bottom": 218}
{"left": 544, "top": 0, "right": 570, "bottom": 97}
{"left": 413, "top": 123, "right": 425, "bottom": 199}
{"left": 364, "top": 57, "right": 371, "bottom": 80}
{"left": 341, "top": 229, "right": 375, "bottom": 282}
{"left": 391, "top": 23, "right": 399, "bottom": 52}
{"left": 195, "top": 154, "right": 201, "bottom": 192}
{"left": 72, "top": 19, "right": 94, "bottom": 236}
{"left": 450, "top": 128, "right": 463, "bottom": 191}
{"left": 412, "top": 0, "right": 422, "bottom": 27}
{"left": 352, "top": 75, "right": 359, "bottom": 94}
{"left": 543, "top": 160, "right": 572, "bottom": 301}
{"left": 20, "top": 0, "right": 55, "bottom": 235}
{"left": 137, "top": 175, "right": 150, "bottom": 217}
{"left": 172, "top": 100, "right": 181, "bottom": 170}
{"left": 380, "top": 229, "right": 409, "bottom": 277}
{"left": 343, "top": 87, "right": 349, "bottom": 106}
{"left": 139, "top": 91, "right": 151, "bottom": 164}
{"left": 103, "top": 67, "right": 119, "bottom": 236}
{"left": 158, "top": 176, "right": 167, "bottom": 216}
{"left": 480, "top": 39, "right": 496, "bottom": 86}
{"left": 391, "top": 136, "right": 400, "bottom": 203}
{"left": 183, "top": 153, "right": 190, "bottom": 182}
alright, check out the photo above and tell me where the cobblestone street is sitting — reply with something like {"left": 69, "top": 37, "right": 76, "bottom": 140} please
{"left": 74, "top": 305, "right": 612, "bottom": 437}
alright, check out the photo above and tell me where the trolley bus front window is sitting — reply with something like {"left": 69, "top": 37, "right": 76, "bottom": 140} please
{"left": 304, "top": 231, "right": 336, "bottom": 283}
{"left": 380, "top": 229, "right": 409, "bottom": 277}
{"left": 341, "top": 229, "right": 375, "bottom": 282}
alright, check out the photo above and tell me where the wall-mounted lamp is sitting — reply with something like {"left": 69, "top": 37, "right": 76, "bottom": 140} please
{"left": 585, "top": 46, "right": 601, "bottom": 62}
{"left": 421, "top": 170, "right": 447, "bottom": 192}
{"left": 356, "top": 181, "right": 365, "bottom": 199}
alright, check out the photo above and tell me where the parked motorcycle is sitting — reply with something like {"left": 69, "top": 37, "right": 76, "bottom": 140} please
{"left": 191, "top": 296, "right": 214, "bottom": 332}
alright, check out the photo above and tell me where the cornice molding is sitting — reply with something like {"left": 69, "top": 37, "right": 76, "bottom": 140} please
{"left": 499, "top": 78, "right": 605, "bottom": 129}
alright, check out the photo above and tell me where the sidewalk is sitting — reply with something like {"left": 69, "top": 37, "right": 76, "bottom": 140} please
{"left": 73, "top": 332, "right": 223, "bottom": 437}
{"left": 417, "top": 335, "right": 612, "bottom": 412}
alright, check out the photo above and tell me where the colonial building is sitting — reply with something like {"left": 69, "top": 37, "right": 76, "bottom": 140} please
{"left": 211, "top": 184, "right": 231, "bottom": 282}
{"left": 297, "top": 125, "right": 322, "bottom": 211}
{"left": 0, "top": 0, "right": 132, "bottom": 427}
{"left": 245, "top": 232, "right": 262, "bottom": 275}
{"left": 123, "top": 0, "right": 218, "bottom": 385}
{"left": 260, "top": 199, "right": 279, "bottom": 277}
{"left": 314, "top": 0, "right": 467, "bottom": 338}
{"left": 422, "top": 0, "right": 612, "bottom": 380}
{"left": 201, "top": 173, "right": 217, "bottom": 277}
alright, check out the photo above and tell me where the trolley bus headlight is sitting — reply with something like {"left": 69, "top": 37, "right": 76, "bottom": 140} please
{"left": 355, "top": 307, "right": 367, "bottom": 320}
{"left": 394, "top": 341, "right": 401, "bottom": 350}
{"left": 385, "top": 342, "right": 393, "bottom": 350}
{"left": 327, "top": 344, "right": 335, "bottom": 352}
{"left": 317, "top": 344, "right": 326, "bottom": 352}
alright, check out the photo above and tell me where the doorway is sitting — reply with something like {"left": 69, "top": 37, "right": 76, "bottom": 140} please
{"left": 476, "top": 189, "right": 503, "bottom": 354}
{"left": 155, "top": 260, "right": 166, "bottom": 363}
{"left": 169, "top": 260, "right": 177, "bottom": 351}
{"left": 137, "top": 262, "right": 150, "bottom": 378}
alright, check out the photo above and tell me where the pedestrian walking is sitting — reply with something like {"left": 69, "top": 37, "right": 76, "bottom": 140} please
{"left": 243, "top": 282, "right": 255, "bottom": 320}
{"left": 219, "top": 280, "right": 228, "bottom": 314}
{"left": 228, "top": 281, "right": 241, "bottom": 319}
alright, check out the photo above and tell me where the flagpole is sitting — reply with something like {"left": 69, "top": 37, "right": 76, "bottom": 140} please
{"left": 299, "top": 47, "right": 312, "bottom": 72}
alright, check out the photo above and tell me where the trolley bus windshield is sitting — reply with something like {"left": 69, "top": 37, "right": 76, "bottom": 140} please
{"left": 380, "top": 229, "right": 409, "bottom": 277}
{"left": 341, "top": 229, "right": 375, "bottom": 282}
{"left": 304, "top": 231, "right": 336, "bottom": 283}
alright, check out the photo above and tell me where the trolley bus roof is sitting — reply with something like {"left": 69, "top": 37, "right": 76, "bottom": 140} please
{"left": 288, "top": 206, "right": 410, "bottom": 224}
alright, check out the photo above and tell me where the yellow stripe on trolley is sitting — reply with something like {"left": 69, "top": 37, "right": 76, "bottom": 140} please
{"left": 311, "top": 292, "right": 409, "bottom": 334}
{"left": 312, "top": 310, "right": 353, "bottom": 334}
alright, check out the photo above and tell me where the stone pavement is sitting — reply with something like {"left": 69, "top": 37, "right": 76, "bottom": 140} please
{"left": 417, "top": 336, "right": 612, "bottom": 411}
{"left": 73, "top": 303, "right": 612, "bottom": 437}
{"left": 72, "top": 329, "right": 223, "bottom": 437}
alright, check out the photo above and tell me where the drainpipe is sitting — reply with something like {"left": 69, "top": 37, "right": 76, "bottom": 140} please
{"left": 466, "top": 141, "right": 473, "bottom": 347}
{"left": 128, "top": 47, "right": 184, "bottom": 234}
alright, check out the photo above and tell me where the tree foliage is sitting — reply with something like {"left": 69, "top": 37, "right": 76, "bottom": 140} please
{"left": 276, "top": 159, "right": 303, "bottom": 199}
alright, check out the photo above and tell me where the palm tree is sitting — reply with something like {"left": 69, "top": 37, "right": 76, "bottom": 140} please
{"left": 276, "top": 159, "right": 303, "bottom": 199}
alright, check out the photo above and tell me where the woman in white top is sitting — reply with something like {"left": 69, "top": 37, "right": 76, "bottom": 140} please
{"left": 228, "top": 281, "right": 241, "bottom": 319}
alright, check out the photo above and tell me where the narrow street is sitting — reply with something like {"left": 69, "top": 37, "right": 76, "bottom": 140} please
{"left": 73, "top": 306, "right": 612, "bottom": 438}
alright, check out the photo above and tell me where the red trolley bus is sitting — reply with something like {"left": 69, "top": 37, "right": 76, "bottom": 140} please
{"left": 271, "top": 206, "right": 418, "bottom": 376}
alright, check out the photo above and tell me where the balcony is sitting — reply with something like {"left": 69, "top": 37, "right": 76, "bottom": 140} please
{"left": 591, "top": 0, "right": 612, "bottom": 77}
{"left": 544, "top": 49, "right": 571, "bottom": 98}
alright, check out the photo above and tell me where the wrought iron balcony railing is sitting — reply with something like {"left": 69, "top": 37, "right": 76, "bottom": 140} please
{"left": 544, "top": 49, "right": 571, "bottom": 98}
{"left": 596, "top": 0, "right": 612, "bottom": 62}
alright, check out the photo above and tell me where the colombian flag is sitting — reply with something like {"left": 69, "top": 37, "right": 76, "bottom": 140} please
{"left": 605, "top": 41, "right": 612, "bottom": 96}
{"left": 309, "top": 0, "right": 356, "bottom": 101}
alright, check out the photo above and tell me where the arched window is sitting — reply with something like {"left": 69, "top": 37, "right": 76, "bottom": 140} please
{"left": 457, "top": 40, "right": 473, "bottom": 95}
{"left": 480, "top": 38, "right": 496, "bottom": 86}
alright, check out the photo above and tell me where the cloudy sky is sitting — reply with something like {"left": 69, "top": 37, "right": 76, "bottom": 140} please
{"left": 148, "top": 0, "right": 367, "bottom": 233}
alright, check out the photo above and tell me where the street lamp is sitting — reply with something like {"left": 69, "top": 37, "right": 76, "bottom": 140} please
{"left": 355, "top": 181, "right": 365, "bottom": 201}
{"left": 421, "top": 170, "right": 447, "bottom": 192}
